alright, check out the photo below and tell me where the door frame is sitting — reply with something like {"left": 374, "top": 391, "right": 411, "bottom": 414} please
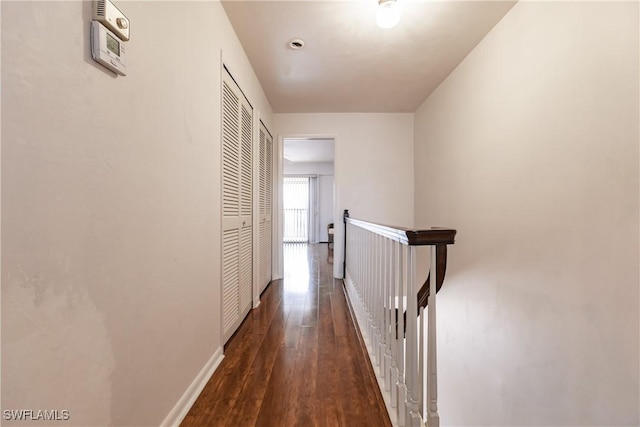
{"left": 274, "top": 134, "right": 338, "bottom": 280}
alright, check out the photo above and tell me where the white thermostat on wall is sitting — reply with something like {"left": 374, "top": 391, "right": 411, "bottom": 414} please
{"left": 91, "top": 21, "right": 127, "bottom": 76}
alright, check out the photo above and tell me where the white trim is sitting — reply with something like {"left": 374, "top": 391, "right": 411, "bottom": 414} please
{"left": 253, "top": 111, "right": 261, "bottom": 309}
{"left": 218, "top": 49, "right": 225, "bottom": 353}
{"left": 160, "top": 348, "right": 224, "bottom": 427}
{"left": 344, "top": 276, "right": 397, "bottom": 427}
{"left": 273, "top": 135, "right": 284, "bottom": 280}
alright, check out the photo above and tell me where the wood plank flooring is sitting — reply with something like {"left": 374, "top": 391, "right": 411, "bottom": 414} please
{"left": 181, "top": 243, "right": 391, "bottom": 427}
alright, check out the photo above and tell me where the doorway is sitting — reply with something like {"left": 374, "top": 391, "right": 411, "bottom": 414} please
{"left": 282, "top": 138, "right": 335, "bottom": 243}
{"left": 274, "top": 137, "right": 336, "bottom": 281}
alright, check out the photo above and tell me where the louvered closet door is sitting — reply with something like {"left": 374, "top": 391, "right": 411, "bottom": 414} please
{"left": 222, "top": 70, "right": 253, "bottom": 343}
{"left": 258, "top": 123, "right": 273, "bottom": 293}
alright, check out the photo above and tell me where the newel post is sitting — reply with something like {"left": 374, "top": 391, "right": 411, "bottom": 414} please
{"left": 343, "top": 209, "right": 349, "bottom": 279}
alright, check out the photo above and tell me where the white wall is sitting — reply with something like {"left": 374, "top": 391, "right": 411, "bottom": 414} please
{"left": 283, "top": 162, "right": 334, "bottom": 242}
{"left": 414, "top": 2, "right": 639, "bottom": 425}
{"left": 318, "top": 175, "right": 335, "bottom": 243}
{"left": 1, "top": 1, "right": 272, "bottom": 426}
{"left": 274, "top": 113, "right": 414, "bottom": 277}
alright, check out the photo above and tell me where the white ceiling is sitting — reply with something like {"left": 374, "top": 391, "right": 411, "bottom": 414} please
{"left": 284, "top": 138, "right": 335, "bottom": 163}
{"left": 222, "top": 0, "right": 516, "bottom": 113}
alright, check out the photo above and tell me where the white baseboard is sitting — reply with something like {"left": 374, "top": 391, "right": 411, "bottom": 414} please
{"left": 344, "top": 276, "right": 398, "bottom": 427}
{"left": 160, "top": 347, "right": 224, "bottom": 427}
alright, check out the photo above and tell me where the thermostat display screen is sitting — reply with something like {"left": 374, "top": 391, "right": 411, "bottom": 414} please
{"left": 91, "top": 21, "right": 126, "bottom": 76}
{"left": 106, "top": 33, "right": 120, "bottom": 56}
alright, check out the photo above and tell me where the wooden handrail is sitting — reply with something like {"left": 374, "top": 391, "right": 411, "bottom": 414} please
{"left": 343, "top": 213, "right": 456, "bottom": 332}
{"left": 345, "top": 217, "right": 456, "bottom": 246}
{"left": 344, "top": 213, "right": 456, "bottom": 310}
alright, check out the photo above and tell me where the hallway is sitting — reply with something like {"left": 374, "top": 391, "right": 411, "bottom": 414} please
{"left": 181, "top": 243, "right": 391, "bottom": 426}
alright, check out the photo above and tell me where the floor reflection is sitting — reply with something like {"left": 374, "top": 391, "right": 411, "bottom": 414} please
{"left": 181, "top": 241, "right": 391, "bottom": 427}
{"left": 283, "top": 242, "right": 334, "bottom": 294}
{"left": 283, "top": 243, "right": 312, "bottom": 294}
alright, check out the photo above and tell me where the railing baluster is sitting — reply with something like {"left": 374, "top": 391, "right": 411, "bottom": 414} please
{"left": 355, "top": 226, "right": 360, "bottom": 322}
{"left": 373, "top": 234, "right": 379, "bottom": 365}
{"left": 359, "top": 229, "right": 365, "bottom": 340}
{"left": 357, "top": 226, "right": 363, "bottom": 325}
{"left": 368, "top": 230, "right": 374, "bottom": 352}
{"left": 390, "top": 240, "right": 398, "bottom": 409}
{"left": 363, "top": 230, "right": 368, "bottom": 348}
{"left": 377, "top": 234, "right": 383, "bottom": 368}
{"left": 427, "top": 246, "right": 440, "bottom": 427}
{"left": 406, "top": 246, "right": 420, "bottom": 426}
{"left": 419, "top": 305, "right": 425, "bottom": 421}
{"left": 397, "top": 244, "right": 406, "bottom": 427}
{"left": 384, "top": 238, "right": 392, "bottom": 392}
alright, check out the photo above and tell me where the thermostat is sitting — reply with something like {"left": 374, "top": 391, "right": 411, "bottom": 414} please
{"left": 91, "top": 21, "right": 126, "bottom": 76}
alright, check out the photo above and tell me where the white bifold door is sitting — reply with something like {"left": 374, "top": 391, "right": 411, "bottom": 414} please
{"left": 221, "top": 69, "right": 253, "bottom": 343}
{"left": 258, "top": 122, "right": 273, "bottom": 293}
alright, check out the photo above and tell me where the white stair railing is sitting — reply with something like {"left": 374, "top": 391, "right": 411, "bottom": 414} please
{"left": 342, "top": 211, "right": 456, "bottom": 427}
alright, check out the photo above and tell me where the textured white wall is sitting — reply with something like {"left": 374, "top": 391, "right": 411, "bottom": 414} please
{"left": 1, "top": 1, "right": 272, "bottom": 426}
{"left": 274, "top": 113, "right": 414, "bottom": 278}
{"left": 414, "top": 2, "right": 639, "bottom": 425}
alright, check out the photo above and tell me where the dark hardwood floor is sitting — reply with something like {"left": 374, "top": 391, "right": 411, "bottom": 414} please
{"left": 181, "top": 243, "right": 391, "bottom": 427}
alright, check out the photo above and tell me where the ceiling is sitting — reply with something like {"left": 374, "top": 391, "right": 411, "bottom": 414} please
{"left": 284, "top": 138, "right": 335, "bottom": 163}
{"left": 222, "top": 0, "right": 516, "bottom": 113}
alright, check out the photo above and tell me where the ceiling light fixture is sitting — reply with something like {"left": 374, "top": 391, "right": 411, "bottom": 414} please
{"left": 376, "top": 0, "right": 401, "bottom": 29}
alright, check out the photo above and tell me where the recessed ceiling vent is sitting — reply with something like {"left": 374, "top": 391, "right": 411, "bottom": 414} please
{"left": 288, "top": 38, "right": 305, "bottom": 50}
